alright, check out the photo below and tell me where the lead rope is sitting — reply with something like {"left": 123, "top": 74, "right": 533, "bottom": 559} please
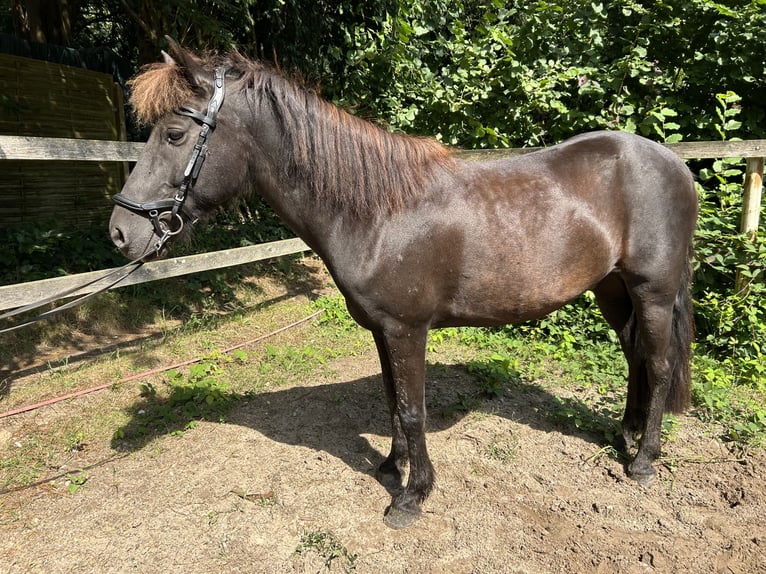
{"left": 0, "top": 222, "right": 183, "bottom": 334}
{"left": 0, "top": 216, "right": 197, "bottom": 334}
{"left": 0, "top": 246, "right": 158, "bottom": 335}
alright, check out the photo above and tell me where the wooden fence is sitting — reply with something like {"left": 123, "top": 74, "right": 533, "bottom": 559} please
{"left": 0, "top": 135, "right": 763, "bottom": 312}
{"left": 0, "top": 55, "right": 127, "bottom": 228}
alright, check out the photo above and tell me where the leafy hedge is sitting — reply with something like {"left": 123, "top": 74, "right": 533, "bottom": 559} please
{"left": 313, "top": 0, "right": 765, "bottom": 147}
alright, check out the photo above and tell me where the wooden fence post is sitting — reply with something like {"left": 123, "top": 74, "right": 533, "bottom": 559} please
{"left": 735, "top": 156, "right": 765, "bottom": 294}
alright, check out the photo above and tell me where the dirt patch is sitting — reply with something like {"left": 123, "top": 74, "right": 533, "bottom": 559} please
{"left": 1, "top": 269, "right": 764, "bottom": 573}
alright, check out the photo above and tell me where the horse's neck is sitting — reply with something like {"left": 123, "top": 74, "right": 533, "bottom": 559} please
{"left": 253, "top": 158, "right": 338, "bottom": 255}
{"left": 246, "top": 119, "right": 347, "bottom": 249}
{"left": 245, "top": 93, "right": 450, "bottom": 254}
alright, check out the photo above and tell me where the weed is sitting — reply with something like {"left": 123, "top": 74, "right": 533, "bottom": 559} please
{"left": 549, "top": 395, "right": 621, "bottom": 444}
{"left": 293, "top": 529, "right": 357, "bottom": 573}
{"left": 427, "top": 327, "right": 460, "bottom": 352}
{"left": 314, "top": 294, "right": 358, "bottom": 331}
{"left": 114, "top": 356, "right": 243, "bottom": 442}
{"left": 692, "top": 355, "right": 766, "bottom": 447}
{"left": 485, "top": 434, "right": 518, "bottom": 464}
{"left": 260, "top": 343, "right": 332, "bottom": 383}
{"left": 467, "top": 353, "right": 521, "bottom": 398}
{"left": 230, "top": 349, "right": 249, "bottom": 363}
{"left": 440, "top": 392, "right": 481, "bottom": 417}
{"left": 139, "top": 382, "right": 157, "bottom": 398}
{"left": 584, "top": 445, "right": 622, "bottom": 465}
{"left": 0, "top": 438, "right": 48, "bottom": 489}
{"left": 64, "top": 431, "right": 87, "bottom": 453}
{"left": 66, "top": 471, "right": 88, "bottom": 494}
{"left": 661, "top": 414, "right": 680, "bottom": 443}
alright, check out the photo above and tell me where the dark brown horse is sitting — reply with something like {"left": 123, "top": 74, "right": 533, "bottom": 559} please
{"left": 110, "top": 39, "right": 697, "bottom": 528}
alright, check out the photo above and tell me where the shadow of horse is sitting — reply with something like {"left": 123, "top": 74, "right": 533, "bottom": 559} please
{"left": 111, "top": 361, "right": 624, "bottom": 485}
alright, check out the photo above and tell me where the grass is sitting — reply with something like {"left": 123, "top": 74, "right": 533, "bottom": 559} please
{"left": 485, "top": 433, "right": 519, "bottom": 464}
{"left": 0, "top": 256, "right": 335, "bottom": 490}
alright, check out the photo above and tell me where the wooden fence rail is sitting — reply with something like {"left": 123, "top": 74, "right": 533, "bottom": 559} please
{"left": 0, "top": 135, "right": 763, "bottom": 312}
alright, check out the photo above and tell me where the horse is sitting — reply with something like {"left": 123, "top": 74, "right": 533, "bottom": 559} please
{"left": 109, "top": 38, "right": 697, "bottom": 529}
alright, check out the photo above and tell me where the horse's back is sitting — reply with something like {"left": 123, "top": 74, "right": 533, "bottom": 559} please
{"left": 436, "top": 131, "right": 696, "bottom": 324}
{"left": 340, "top": 131, "right": 697, "bottom": 331}
{"left": 460, "top": 130, "right": 697, "bottom": 265}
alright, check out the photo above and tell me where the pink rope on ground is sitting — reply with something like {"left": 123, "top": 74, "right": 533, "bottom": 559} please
{"left": 0, "top": 310, "right": 323, "bottom": 420}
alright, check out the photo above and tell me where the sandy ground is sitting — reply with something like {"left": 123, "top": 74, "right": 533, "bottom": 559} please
{"left": 1, "top": 348, "right": 764, "bottom": 574}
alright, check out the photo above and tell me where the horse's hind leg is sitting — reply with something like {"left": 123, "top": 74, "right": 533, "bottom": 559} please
{"left": 593, "top": 274, "right": 647, "bottom": 452}
{"left": 372, "top": 331, "right": 408, "bottom": 492}
{"left": 624, "top": 285, "right": 678, "bottom": 485}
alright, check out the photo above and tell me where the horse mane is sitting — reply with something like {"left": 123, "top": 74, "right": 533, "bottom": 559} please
{"left": 128, "top": 50, "right": 455, "bottom": 218}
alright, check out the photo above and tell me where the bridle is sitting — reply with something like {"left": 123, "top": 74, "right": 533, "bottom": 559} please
{"left": 112, "top": 66, "right": 227, "bottom": 254}
{"left": 0, "top": 68, "right": 227, "bottom": 334}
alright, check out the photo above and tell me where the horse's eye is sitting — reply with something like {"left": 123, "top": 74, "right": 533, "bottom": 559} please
{"left": 167, "top": 130, "right": 185, "bottom": 145}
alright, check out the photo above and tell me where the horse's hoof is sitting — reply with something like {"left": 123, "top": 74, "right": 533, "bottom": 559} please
{"left": 633, "top": 472, "right": 656, "bottom": 487}
{"left": 383, "top": 505, "right": 421, "bottom": 529}
{"left": 628, "top": 464, "right": 656, "bottom": 487}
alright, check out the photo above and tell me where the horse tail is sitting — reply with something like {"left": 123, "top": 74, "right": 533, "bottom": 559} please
{"left": 625, "top": 245, "right": 694, "bottom": 414}
{"left": 664, "top": 246, "right": 694, "bottom": 413}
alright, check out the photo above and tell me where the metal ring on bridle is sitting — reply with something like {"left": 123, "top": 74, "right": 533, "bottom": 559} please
{"left": 159, "top": 212, "right": 184, "bottom": 236}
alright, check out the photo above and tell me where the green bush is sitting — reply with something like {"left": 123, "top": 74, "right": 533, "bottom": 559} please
{"left": 323, "top": 0, "right": 765, "bottom": 146}
{"left": 0, "top": 223, "right": 125, "bottom": 285}
{"left": 0, "top": 196, "right": 292, "bottom": 286}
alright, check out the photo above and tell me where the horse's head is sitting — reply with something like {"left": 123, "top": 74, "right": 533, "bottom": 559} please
{"left": 110, "top": 38, "right": 253, "bottom": 260}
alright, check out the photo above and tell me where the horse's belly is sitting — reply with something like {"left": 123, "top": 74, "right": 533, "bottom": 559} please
{"left": 438, "top": 287, "right": 577, "bottom": 327}
{"left": 435, "top": 256, "right": 610, "bottom": 328}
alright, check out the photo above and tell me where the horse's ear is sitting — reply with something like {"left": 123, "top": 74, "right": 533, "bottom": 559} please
{"left": 161, "top": 50, "right": 176, "bottom": 66}
{"left": 163, "top": 35, "right": 208, "bottom": 91}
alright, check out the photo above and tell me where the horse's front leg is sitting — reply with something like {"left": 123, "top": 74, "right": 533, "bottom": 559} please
{"left": 372, "top": 331, "right": 408, "bottom": 492}
{"left": 377, "top": 326, "right": 433, "bottom": 529}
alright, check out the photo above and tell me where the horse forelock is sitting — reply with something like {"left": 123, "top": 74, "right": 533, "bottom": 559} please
{"left": 128, "top": 63, "right": 196, "bottom": 126}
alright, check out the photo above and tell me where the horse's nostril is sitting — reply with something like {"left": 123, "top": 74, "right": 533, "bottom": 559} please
{"left": 111, "top": 226, "right": 126, "bottom": 247}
